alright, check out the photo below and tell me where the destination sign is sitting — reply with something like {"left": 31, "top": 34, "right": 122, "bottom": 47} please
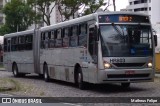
{"left": 99, "top": 14, "right": 150, "bottom": 23}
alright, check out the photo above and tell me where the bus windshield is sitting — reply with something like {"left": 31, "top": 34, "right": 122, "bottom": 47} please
{"left": 100, "top": 25, "right": 153, "bottom": 57}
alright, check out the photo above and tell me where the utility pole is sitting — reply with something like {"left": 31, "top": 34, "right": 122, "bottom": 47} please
{"left": 113, "top": 0, "right": 116, "bottom": 11}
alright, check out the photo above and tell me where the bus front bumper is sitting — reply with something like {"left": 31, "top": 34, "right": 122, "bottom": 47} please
{"left": 97, "top": 68, "right": 154, "bottom": 83}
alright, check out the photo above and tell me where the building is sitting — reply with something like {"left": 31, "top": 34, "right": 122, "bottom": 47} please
{"left": 126, "top": 0, "right": 151, "bottom": 16}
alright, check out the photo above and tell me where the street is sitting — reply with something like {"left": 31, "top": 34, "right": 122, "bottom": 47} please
{"left": 0, "top": 71, "right": 160, "bottom": 106}
{"left": 0, "top": 71, "right": 160, "bottom": 97}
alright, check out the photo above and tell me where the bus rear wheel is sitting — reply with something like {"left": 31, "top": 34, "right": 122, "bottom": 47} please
{"left": 12, "top": 64, "right": 19, "bottom": 77}
{"left": 121, "top": 83, "right": 130, "bottom": 88}
{"left": 77, "top": 67, "right": 86, "bottom": 90}
{"left": 43, "top": 64, "right": 50, "bottom": 82}
{"left": 12, "top": 64, "right": 26, "bottom": 77}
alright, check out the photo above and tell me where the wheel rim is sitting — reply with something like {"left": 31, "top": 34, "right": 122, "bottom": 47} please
{"left": 13, "top": 67, "right": 17, "bottom": 75}
{"left": 78, "top": 73, "right": 81, "bottom": 84}
{"left": 44, "top": 69, "right": 47, "bottom": 79}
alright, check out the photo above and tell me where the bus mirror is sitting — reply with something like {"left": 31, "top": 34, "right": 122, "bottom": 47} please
{"left": 154, "top": 35, "right": 157, "bottom": 47}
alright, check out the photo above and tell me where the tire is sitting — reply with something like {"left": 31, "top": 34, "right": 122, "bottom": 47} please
{"left": 77, "top": 67, "right": 86, "bottom": 90}
{"left": 43, "top": 64, "right": 50, "bottom": 82}
{"left": 12, "top": 64, "right": 19, "bottom": 77}
{"left": 121, "top": 83, "right": 130, "bottom": 88}
{"left": 39, "top": 74, "right": 43, "bottom": 78}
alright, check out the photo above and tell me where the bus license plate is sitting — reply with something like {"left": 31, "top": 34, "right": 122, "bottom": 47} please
{"left": 125, "top": 71, "right": 135, "bottom": 75}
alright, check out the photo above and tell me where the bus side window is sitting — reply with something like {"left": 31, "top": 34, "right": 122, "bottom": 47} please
{"left": 54, "top": 30, "right": 58, "bottom": 48}
{"left": 41, "top": 32, "right": 45, "bottom": 49}
{"left": 4, "top": 38, "right": 7, "bottom": 52}
{"left": 49, "top": 31, "right": 55, "bottom": 48}
{"left": 25, "top": 34, "right": 33, "bottom": 50}
{"left": 7, "top": 39, "right": 11, "bottom": 52}
{"left": 70, "top": 25, "right": 78, "bottom": 47}
{"left": 48, "top": 31, "right": 51, "bottom": 48}
{"left": 63, "top": 28, "right": 69, "bottom": 47}
{"left": 11, "top": 37, "right": 14, "bottom": 51}
{"left": 11, "top": 37, "right": 18, "bottom": 51}
{"left": 18, "top": 36, "right": 25, "bottom": 51}
{"left": 55, "top": 29, "right": 62, "bottom": 48}
{"left": 78, "top": 23, "right": 87, "bottom": 47}
{"left": 44, "top": 32, "right": 49, "bottom": 49}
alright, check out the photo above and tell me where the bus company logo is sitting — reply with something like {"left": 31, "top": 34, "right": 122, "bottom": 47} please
{"left": 2, "top": 98, "right": 11, "bottom": 103}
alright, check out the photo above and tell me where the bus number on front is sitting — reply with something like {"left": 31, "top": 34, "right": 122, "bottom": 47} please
{"left": 110, "top": 58, "right": 125, "bottom": 63}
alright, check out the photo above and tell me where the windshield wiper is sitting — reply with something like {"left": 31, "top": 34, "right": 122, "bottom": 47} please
{"left": 112, "top": 24, "right": 124, "bottom": 36}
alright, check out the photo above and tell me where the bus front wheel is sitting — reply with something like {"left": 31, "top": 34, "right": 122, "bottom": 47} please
{"left": 43, "top": 64, "right": 50, "bottom": 82}
{"left": 121, "top": 83, "right": 130, "bottom": 88}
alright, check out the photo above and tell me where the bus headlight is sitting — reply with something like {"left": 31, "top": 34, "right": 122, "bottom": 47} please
{"left": 147, "top": 62, "right": 152, "bottom": 68}
{"left": 104, "top": 61, "right": 111, "bottom": 69}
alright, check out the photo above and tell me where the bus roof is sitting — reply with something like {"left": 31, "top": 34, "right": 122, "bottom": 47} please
{"left": 40, "top": 11, "right": 149, "bottom": 32}
{"left": 4, "top": 29, "right": 34, "bottom": 38}
{"left": 4, "top": 11, "right": 149, "bottom": 38}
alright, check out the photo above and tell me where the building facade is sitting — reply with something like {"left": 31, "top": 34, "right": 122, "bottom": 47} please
{"left": 126, "top": 0, "right": 151, "bottom": 16}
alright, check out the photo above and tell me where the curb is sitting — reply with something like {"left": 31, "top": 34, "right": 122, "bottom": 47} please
{"left": 155, "top": 74, "right": 160, "bottom": 78}
{"left": 0, "top": 68, "right": 6, "bottom": 71}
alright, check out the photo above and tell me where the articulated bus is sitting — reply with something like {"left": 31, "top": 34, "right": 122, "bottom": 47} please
{"left": 3, "top": 12, "right": 157, "bottom": 89}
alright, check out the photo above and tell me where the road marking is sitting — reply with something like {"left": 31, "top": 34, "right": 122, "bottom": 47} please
{"left": 63, "top": 103, "right": 82, "bottom": 106}
{"left": 0, "top": 94, "right": 13, "bottom": 96}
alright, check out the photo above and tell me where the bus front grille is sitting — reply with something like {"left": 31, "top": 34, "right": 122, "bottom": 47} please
{"left": 113, "top": 63, "right": 145, "bottom": 67}
{"left": 107, "top": 74, "right": 149, "bottom": 79}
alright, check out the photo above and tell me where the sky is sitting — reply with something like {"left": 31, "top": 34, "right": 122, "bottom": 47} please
{"left": 108, "top": 0, "right": 129, "bottom": 11}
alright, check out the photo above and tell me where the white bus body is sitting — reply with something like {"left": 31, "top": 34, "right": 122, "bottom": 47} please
{"left": 3, "top": 12, "right": 156, "bottom": 89}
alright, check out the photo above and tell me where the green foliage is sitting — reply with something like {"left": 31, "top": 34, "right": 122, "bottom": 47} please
{"left": 83, "top": 0, "right": 106, "bottom": 15}
{"left": 58, "top": 0, "right": 83, "bottom": 21}
{"left": 0, "top": 0, "right": 39, "bottom": 35}
{"left": 0, "top": 25, "right": 11, "bottom": 35}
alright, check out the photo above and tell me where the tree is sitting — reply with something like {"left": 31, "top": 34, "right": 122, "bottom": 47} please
{"left": 82, "top": 0, "right": 106, "bottom": 15}
{"left": 28, "top": 0, "right": 57, "bottom": 26}
{"left": 113, "top": 0, "right": 116, "bottom": 11}
{"left": 0, "top": 0, "right": 38, "bottom": 35}
{"left": 57, "top": 0, "right": 86, "bottom": 21}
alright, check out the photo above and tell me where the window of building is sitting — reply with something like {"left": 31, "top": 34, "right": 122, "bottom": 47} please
{"left": 129, "top": 2, "right": 132, "bottom": 5}
{"left": 141, "top": 0, "right": 147, "bottom": 3}
{"left": 134, "top": 0, "right": 139, "bottom": 4}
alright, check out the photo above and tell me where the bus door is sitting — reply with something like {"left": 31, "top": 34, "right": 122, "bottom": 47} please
{"left": 7, "top": 38, "right": 12, "bottom": 71}
{"left": 88, "top": 23, "right": 98, "bottom": 83}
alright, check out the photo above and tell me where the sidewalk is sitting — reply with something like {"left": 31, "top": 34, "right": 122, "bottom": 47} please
{"left": 0, "top": 68, "right": 5, "bottom": 71}
{"left": 155, "top": 73, "right": 160, "bottom": 78}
